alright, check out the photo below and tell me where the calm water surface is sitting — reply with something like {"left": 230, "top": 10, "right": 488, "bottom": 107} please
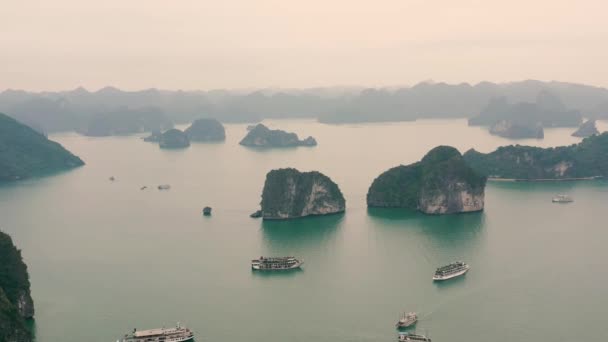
{"left": 1, "top": 119, "right": 607, "bottom": 341}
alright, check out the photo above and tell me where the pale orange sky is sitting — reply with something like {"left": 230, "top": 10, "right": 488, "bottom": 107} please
{"left": 1, "top": 0, "right": 607, "bottom": 91}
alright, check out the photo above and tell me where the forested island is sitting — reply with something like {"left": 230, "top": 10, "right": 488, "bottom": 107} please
{"left": 463, "top": 132, "right": 608, "bottom": 180}
{"left": 256, "top": 168, "right": 345, "bottom": 219}
{"left": 2, "top": 80, "right": 607, "bottom": 132}
{"left": 0, "top": 231, "right": 34, "bottom": 342}
{"left": 240, "top": 124, "right": 317, "bottom": 147}
{"left": 159, "top": 129, "right": 190, "bottom": 149}
{"left": 0, "top": 113, "right": 84, "bottom": 182}
{"left": 184, "top": 118, "right": 226, "bottom": 142}
{"left": 367, "top": 146, "right": 486, "bottom": 214}
{"left": 80, "top": 107, "right": 172, "bottom": 137}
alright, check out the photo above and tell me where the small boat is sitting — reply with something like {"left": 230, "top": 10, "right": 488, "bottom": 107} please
{"left": 109, "top": 176, "right": 115, "bottom": 181}
{"left": 203, "top": 206, "right": 212, "bottom": 216}
{"left": 251, "top": 256, "right": 303, "bottom": 271}
{"left": 140, "top": 186, "right": 147, "bottom": 190}
{"left": 552, "top": 194, "right": 573, "bottom": 203}
{"left": 119, "top": 323, "right": 194, "bottom": 342}
{"left": 157, "top": 184, "right": 171, "bottom": 190}
{"left": 398, "top": 332, "right": 431, "bottom": 342}
{"left": 396, "top": 312, "right": 417, "bottom": 329}
{"left": 433, "top": 261, "right": 469, "bottom": 281}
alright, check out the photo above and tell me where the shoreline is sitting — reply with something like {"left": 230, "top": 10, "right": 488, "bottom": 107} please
{"left": 488, "top": 176, "right": 603, "bottom": 182}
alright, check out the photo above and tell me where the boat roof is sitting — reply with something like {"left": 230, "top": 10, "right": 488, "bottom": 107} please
{"left": 134, "top": 327, "right": 180, "bottom": 337}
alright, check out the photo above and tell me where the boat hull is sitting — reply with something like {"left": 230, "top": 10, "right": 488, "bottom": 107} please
{"left": 252, "top": 261, "right": 303, "bottom": 271}
{"left": 122, "top": 336, "right": 193, "bottom": 342}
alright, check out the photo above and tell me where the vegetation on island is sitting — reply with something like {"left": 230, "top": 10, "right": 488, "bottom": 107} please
{"left": 469, "top": 91, "right": 582, "bottom": 129}
{"left": 81, "top": 107, "right": 172, "bottom": 137}
{"left": 240, "top": 124, "right": 317, "bottom": 147}
{"left": 463, "top": 132, "right": 608, "bottom": 179}
{"left": 2, "top": 81, "right": 608, "bottom": 130}
{"left": 0, "top": 231, "right": 34, "bottom": 342}
{"left": 259, "top": 168, "right": 345, "bottom": 219}
{"left": 184, "top": 118, "right": 226, "bottom": 142}
{"left": 159, "top": 129, "right": 190, "bottom": 149}
{"left": 0, "top": 113, "right": 84, "bottom": 182}
{"left": 367, "top": 146, "right": 486, "bottom": 214}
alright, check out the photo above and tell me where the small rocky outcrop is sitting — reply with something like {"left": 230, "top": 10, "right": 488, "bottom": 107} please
{"left": 257, "top": 168, "right": 345, "bottom": 219}
{"left": 239, "top": 124, "right": 317, "bottom": 147}
{"left": 572, "top": 120, "right": 599, "bottom": 137}
{"left": 367, "top": 146, "right": 486, "bottom": 214}
{"left": 159, "top": 129, "right": 190, "bottom": 149}
{"left": 489, "top": 120, "right": 544, "bottom": 139}
{"left": 143, "top": 130, "right": 162, "bottom": 142}
{"left": 184, "top": 118, "right": 226, "bottom": 142}
{"left": 0, "top": 231, "right": 34, "bottom": 341}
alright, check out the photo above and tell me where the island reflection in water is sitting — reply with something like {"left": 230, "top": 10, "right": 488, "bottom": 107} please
{"left": 260, "top": 213, "right": 345, "bottom": 251}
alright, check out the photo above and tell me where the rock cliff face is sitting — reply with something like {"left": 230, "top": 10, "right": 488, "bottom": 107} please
{"left": 0, "top": 112, "right": 84, "bottom": 182}
{"left": 0, "top": 231, "right": 34, "bottom": 341}
{"left": 259, "top": 168, "right": 345, "bottom": 219}
{"left": 367, "top": 146, "right": 486, "bottom": 214}
{"left": 489, "top": 119, "right": 544, "bottom": 139}
{"left": 240, "top": 124, "right": 317, "bottom": 147}
{"left": 184, "top": 118, "right": 226, "bottom": 142}
{"left": 159, "top": 129, "right": 190, "bottom": 148}
{"left": 572, "top": 120, "right": 599, "bottom": 137}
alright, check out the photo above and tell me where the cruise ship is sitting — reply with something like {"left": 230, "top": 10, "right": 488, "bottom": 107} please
{"left": 251, "top": 256, "right": 303, "bottom": 270}
{"left": 433, "top": 261, "right": 470, "bottom": 281}
{"left": 398, "top": 332, "right": 432, "bottom": 341}
{"left": 119, "top": 323, "right": 194, "bottom": 342}
{"left": 552, "top": 194, "right": 573, "bottom": 203}
{"left": 396, "top": 312, "right": 418, "bottom": 329}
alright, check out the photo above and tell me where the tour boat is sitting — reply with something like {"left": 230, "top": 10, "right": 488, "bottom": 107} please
{"left": 552, "top": 194, "right": 573, "bottom": 203}
{"left": 251, "top": 256, "right": 302, "bottom": 270}
{"left": 396, "top": 312, "right": 418, "bottom": 329}
{"left": 119, "top": 323, "right": 194, "bottom": 342}
{"left": 433, "top": 261, "right": 470, "bottom": 281}
{"left": 398, "top": 332, "right": 431, "bottom": 341}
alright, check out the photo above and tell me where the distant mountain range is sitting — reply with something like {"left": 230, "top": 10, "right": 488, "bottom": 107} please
{"left": 1, "top": 80, "right": 607, "bottom": 134}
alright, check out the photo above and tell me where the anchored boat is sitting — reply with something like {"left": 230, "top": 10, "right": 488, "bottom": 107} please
{"left": 398, "top": 332, "right": 431, "bottom": 342}
{"left": 251, "top": 256, "right": 302, "bottom": 271}
{"left": 119, "top": 323, "right": 194, "bottom": 342}
{"left": 552, "top": 194, "right": 573, "bottom": 203}
{"left": 433, "top": 261, "right": 469, "bottom": 281}
{"left": 396, "top": 312, "right": 418, "bottom": 329}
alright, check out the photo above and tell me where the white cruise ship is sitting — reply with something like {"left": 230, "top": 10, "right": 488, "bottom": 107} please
{"left": 433, "top": 261, "right": 470, "bottom": 281}
{"left": 119, "top": 323, "right": 194, "bottom": 342}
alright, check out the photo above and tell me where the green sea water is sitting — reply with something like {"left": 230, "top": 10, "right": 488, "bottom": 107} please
{"left": 1, "top": 119, "right": 607, "bottom": 342}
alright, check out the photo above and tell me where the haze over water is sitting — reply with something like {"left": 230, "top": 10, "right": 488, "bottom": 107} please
{"left": 1, "top": 119, "right": 607, "bottom": 342}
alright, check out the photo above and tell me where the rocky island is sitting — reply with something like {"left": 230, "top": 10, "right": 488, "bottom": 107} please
{"left": 0, "top": 231, "right": 34, "bottom": 342}
{"left": 367, "top": 146, "right": 486, "bottom": 214}
{"left": 240, "top": 124, "right": 317, "bottom": 147}
{"left": 184, "top": 118, "right": 226, "bottom": 142}
{"left": 489, "top": 119, "right": 544, "bottom": 139}
{"left": 0, "top": 113, "right": 84, "bottom": 182}
{"left": 469, "top": 91, "right": 582, "bottom": 128}
{"left": 159, "top": 128, "right": 190, "bottom": 149}
{"left": 81, "top": 107, "right": 172, "bottom": 137}
{"left": 463, "top": 132, "right": 608, "bottom": 180}
{"left": 256, "top": 168, "right": 345, "bottom": 219}
{"left": 572, "top": 119, "right": 599, "bottom": 138}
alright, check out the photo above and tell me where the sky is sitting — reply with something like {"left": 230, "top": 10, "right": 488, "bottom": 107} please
{"left": 1, "top": 0, "right": 607, "bottom": 91}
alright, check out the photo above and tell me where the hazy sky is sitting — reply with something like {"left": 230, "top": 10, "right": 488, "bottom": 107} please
{"left": 1, "top": 0, "right": 607, "bottom": 91}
